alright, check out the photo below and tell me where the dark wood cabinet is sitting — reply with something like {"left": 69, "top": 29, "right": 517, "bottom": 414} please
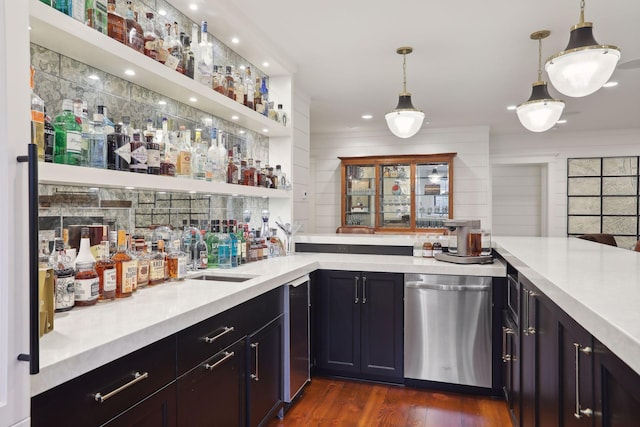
{"left": 177, "top": 339, "right": 246, "bottom": 427}
{"left": 103, "top": 383, "right": 177, "bottom": 427}
{"left": 246, "top": 315, "right": 284, "bottom": 427}
{"left": 315, "top": 270, "right": 403, "bottom": 383}
{"left": 502, "top": 312, "right": 520, "bottom": 425}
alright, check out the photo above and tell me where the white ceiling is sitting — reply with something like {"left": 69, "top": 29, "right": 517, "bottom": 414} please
{"left": 178, "top": 0, "right": 640, "bottom": 136}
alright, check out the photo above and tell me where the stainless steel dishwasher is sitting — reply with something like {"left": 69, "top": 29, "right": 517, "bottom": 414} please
{"left": 404, "top": 274, "right": 492, "bottom": 388}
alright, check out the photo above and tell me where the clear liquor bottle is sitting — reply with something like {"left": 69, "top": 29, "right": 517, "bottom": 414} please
{"left": 218, "top": 224, "right": 232, "bottom": 269}
{"left": 143, "top": 12, "right": 161, "bottom": 61}
{"left": 260, "top": 77, "right": 269, "bottom": 117}
{"left": 112, "top": 230, "right": 135, "bottom": 298}
{"left": 244, "top": 66, "right": 255, "bottom": 109}
{"left": 124, "top": 1, "right": 144, "bottom": 54}
{"left": 98, "top": 105, "right": 115, "bottom": 135}
{"left": 225, "top": 66, "right": 235, "bottom": 100}
{"left": 30, "top": 66, "right": 45, "bottom": 161}
{"left": 206, "top": 221, "right": 220, "bottom": 268}
{"left": 160, "top": 117, "right": 177, "bottom": 176}
{"left": 53, "top": 99, "right": 83, "bottom": 165}
{"left": 176, "top": 126, "right": 192, "bottom": 178}
{"left": 180, "top": 33, "right": 194, "bottom": 79}
{"left": 167, "top": 22, "right": 183, "bottom": 73}
{"left": 191, "top": 129, "right": 208, "bottom": 180}
{"left": 228, "top": 222, "right": 238, "bottom": 267}
{"left": 50, "top": 238, "right": 75, "bottom": 312}
{"left": 107, "top": 0, "right": 126, "bottom": 44}
{"left": 213, "top": 65, "right": 226, "bottom": 94}
{"left": 95, "top": 240, "right": 116, "bottom": 301}
{"left": 106, "top": 123, "right": 130, "bottom": 171}
{"left": 194, "top": 21, "right": 213, "bottom": 87}
{"left": 85, "top": 111, "right": 107, "bottom": 168}
{"left": 195, "top": 230, "right": 208, "bottom": 270}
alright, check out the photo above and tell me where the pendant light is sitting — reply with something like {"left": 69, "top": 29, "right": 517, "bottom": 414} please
{"left": 517, "top": 30, "right": 565, "bottom": 133}
{"left": 385, "top": 47, "right": 425, "bottom": 139}
{"left": 544, "top": 0, "right": 620, "bottom": 97}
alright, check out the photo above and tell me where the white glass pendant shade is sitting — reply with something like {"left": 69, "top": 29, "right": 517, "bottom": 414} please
{"left": 517, "top": 82, "right": 565, "bottom": 132}
{"left": 545, "top": 23, "right": 620, "bottom": 97}
{"left": 385, "top": 94, "right": 424, "bottom": 138}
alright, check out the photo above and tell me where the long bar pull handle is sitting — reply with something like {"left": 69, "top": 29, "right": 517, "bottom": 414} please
{"left": 354, "top": 276, "right": 359, "bottom": 304}
{"left": 204, "top": 326, "right": 234, "bottom": 343}
{"left": 573, "top": 343, "right": 593, "bottom": 419}
{"left": 94, "top": 372, "right": 149, "bottom": 403}
{"left": 250, "top": 342, "right": 259, "bottom": 381}
{"left": 17, "top": 144, "right": 39, "bottom": 374}
{"left": 502, "top": 327, "right": 515, "bottom": 362}
{"left": 527, "top": 291, "right": 538, "bottom": 335}
{"left": 362, "top": 276, "right": 367, "bottom": 304}
{"left": 523, "top": 289, "right": 530, "bottom": 335}
{"left": 205, "top": 351, "right": 235, "bottom": 371}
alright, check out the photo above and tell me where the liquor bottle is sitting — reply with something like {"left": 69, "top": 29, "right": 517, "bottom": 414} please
{"left": 191, "top": 129, "right": 208, "bottom": 180}
{"left": 243, "top": 158, "right": 256, "bottom": 186}
{"left": 226, "top": 155, "right": 238, "bottom": 184}
{"left": 107, "top": 0, "right": 126, "bottom": 44}
{"left": 176, "top": 126, "right": 192, "bottom": 178}
{"left": 145, "top": 133, "right": 160, "bottom": 175}
{"left": 244, "top": 67, "right": 255, "bottom": 109}
{"left": 260, "top": 77, "right": 269, "bottom": 117}
{"left": 194, "top": 21, "right": 213, "bottom": 87}
{"left": 30, "top": 66, "right": 45, "bottom": 161}
{"left": 166, "top": 22, "right": 183, "bottom": 73}
{"left": 143, "top": 12, "right": 161, "bottom": 61}
{"left": 134, "top": 237, "right": 149, "bottom": 288}
{"left": 95, "top": 240, "right": 116, "bottom": 301}
{"left": 254, "top": 77, "right": 262, "bottom": 113}
{"left": 106, "top": 123, "right": 130, "bottom": 171}
{"left": 277, "top": 104, "right": 289, "bottom": 126}
{"left": 44, "top": 107, "right": 55, "bottom": 163}
{"left": 54, "top": 0, "right": 73, "bottom": 17}
{"left": 74, "top": 247, "right": 99, "bottom": 307}
{"left": 124, "top": 1, "right": 144, "bottom": 54}
{"left": 234, "top": 67, "right": 244, "bottom": 104}
{"left": 218, "top": 224, "right": 232, "bottom": 269}
{"left": 225, "top": 66, "right": 235, "bottom": 100}
{"left": 212, "top": 65, "right": 224, "bottom": 94}
{"left": 112, "top": 230, "right": 135, "bottom": 298}
{"left": 167, "top": 239, "right": 187, "bottom": 281}
{"left": 148, "top": 241, "right": 165, "bottom": 286}
{"left": 98, "top": 105, "right": 115, "bottom": 135}
{"left": 274, "top": 165, "right": 284, "bottom": 189}
{"left": 85, "top": 111, "right": 107, "bottom": 168}
{"left": 72, "top": 0, "right": 85, "bottom": 22}
{"left": 180, "top": 33, "right": 195, "bottom": 79}
{"left": 236, "top": 224, "right": 247, "bottom": 264}
{"left": 159, "top": 118, "right": 177, "bottom": 176}
{"left": 195, "top": 230, "right": 208, "bottom": 270}
{"left": 86, "top": 0, "right": 108, "bottom": 35}
{"left": 129, "top": 132, "right": 148, "bottom": 173}
{"left": 216, "top": 131, "right": 228, "bottom": 182}
{"left": 49, "top": 238, "right": 75, "bottom": 312}
{"left": 53, "top": 99, "right": 83, "bottom": 165}
{"left": 229, "top": 222, "right": 238, "bottom": 267}
{"left": 206, "top": 221, "right": 219, "bottom": 268}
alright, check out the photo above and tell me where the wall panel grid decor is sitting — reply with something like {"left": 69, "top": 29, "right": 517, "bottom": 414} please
{"left": 567, "top": 156, "right": 640, "bottom": 249}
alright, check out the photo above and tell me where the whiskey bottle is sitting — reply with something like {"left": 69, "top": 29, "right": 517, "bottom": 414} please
{"left": 225, "top": 66, "right": 235, "bottom": 100}
{"left": 74, "top": 261, "right": 99, "bottom": 307}
{"left": 95, "top": 240, "right": 116, "bottom": 301}
{"left": 129, "top": 132, "right": 148, "bottom": 173}
{"left": 148, "top": 241, "right": 165, "bottom": 286}
{"left": 167, "top": 240, "right": 187, "bottom": 281}
{"left": 180, "top": 33, "right": 195, "bottom": 79}
{"left": 234, "top": 67, "right": 245, "bottom": 104}
{"left": 53, "top": 99, "right": 83, "bottom": 165}
{"left": 166, "top": 22, "right": 183, "bottom": 73}
{"left": 107, "top": 0, "right": 126, "bottom": 44}
{"left": 107, "top": 123, "right": 130, "bottom": 171}
{"left": 176, "top": 127, "right": 192, "bottom": 178}
{"left": 30, "top": 66, "right": 45, "bottom": 161}
{"left": 50, "top": 238, "right": 75, "bottom": 312}
{"left": 254, "top": 77, "right": 262, "bottom": 113}
{"left": 134, "top": 237, "right": 149, "bottom": 288}
{"left": 226, "top": 155, "right": 238, "bottom": 184}
{"left": 191, "top": 129, "right": 208, "bottom": 180}
{"left": 143, "top": 12, "right": 161, "bottom": 61}
{"left": 112, "top": 230, "right": 135, "bottom": 298}
{"left": 244, "top": 67, "right": 255, "bottom": 109}
{"left": 159, "top": 117, "right": 177, "bottom": 176}
{"left": 124, "top": 1, "right": 144, "bottom": 54}
{"left": 145, "top": 134, "right": 160, "bottom": 175}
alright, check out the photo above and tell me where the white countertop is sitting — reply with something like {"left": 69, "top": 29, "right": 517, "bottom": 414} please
{"left": 32, "top": 252, "right": 504, "bottom": 396}
{"left": 493, "top": 236, "right": 640, "bottom": 375}
{"left": 295, "top": 232, "right": 443, "bottom": 246}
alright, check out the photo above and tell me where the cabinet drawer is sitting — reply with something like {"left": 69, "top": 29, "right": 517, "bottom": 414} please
{"left": 32, "top": 335, "right": 177, "bottom": 427}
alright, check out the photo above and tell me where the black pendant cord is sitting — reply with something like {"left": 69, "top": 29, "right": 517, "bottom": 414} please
{"left": 16, "top": 143, "right": 39, "bottom": 374}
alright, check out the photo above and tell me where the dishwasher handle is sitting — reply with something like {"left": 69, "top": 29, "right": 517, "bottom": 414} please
{"left": 405, "top": 282, "right": 491, "bottom": 292}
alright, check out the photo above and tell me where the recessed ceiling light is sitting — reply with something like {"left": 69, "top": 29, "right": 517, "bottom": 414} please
{"left": 189, "top": 97, "right": 197, "bottom": 102}
{"left": 361, "top": 114, "right": 373, "bottom": 120}
{"left": 125, "top": 186, "right": 135, "bottom": 190}
{"left": 507, "top": 105, "right": 517, "bottom": 111}
{"left": 556, "top": 119, "right": 567, "bottom": 124}
{"left": 262, "top": 62, "right": 270, "bottom": 67}
{"left": 124, "top": 69, "right": 135, "bottom": 76}
{"left": 88, "top": 74, "right": 100, "bottom": 80}
{"left": 158, "top": 100, "right": 167, "bottom": 105}
{"left": 262, "top": 128, "right": 269, "bottom": 133}
{"left": 603, "top": 81, "right": 618, "bottom": 88}
{"left": 158, "top": 9, "right": 167, "bottom": 16}
{"left": 189, "top": 4, "right": 198, "bottom": 11}
{"left": 89, "top": 187, "right": 99, "bottom": 191}
{"left": 231, "top": 115, "right": 239, "bottom": 120}
{"left": 262, "top": 196, "right": 268, "bottom": 199}
{"left": 28, "top": 26, "right": 32, "bottom": 31}
{"left": 239, "top": 65, "right": 246, "bottom": 70}
{"left": 157, "top": 191, "right": 167, "bottom": 194}
{"left": 188, "top": 190, "right": 197, "bottom": 194}
{"left": 239, "top": 130, "right": 245, "bottom": 134}
{"left": 231, "top": 37, "right": 239, "bottom": 44}
{"left": 232, "top": 193, "right": 239, "bottom": 197}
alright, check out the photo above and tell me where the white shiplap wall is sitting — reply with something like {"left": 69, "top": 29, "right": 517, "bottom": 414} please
{"left": 492, "top": 164, "right": 542, "bottom": 236}
{"left": 491, "top": 128, "right": 640, "bottom": 237}
{"left": 291, "top": 87, "right": 311, "bottom": 233}
{"left": 309, "top": 126, "right": 491, "bottom": 233}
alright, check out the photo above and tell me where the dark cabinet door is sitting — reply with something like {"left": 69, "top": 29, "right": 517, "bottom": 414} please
{"left": 359, "top": 272, "right": 403, "bottom": 382}
{"left": 594, "top": 339, "right": 640, "bottom": 427}
{"left": 103, "top": 382, "right": 177, "bottom": 427}
{"left": 536, "top": 294, "right": 560, "bottom": 427}
{"left": 559, "top": 313, "right": 594, "bottom": 427}
{"left": 502, "top": 312, "right": 520, "bottom": 424}
{"left": 520, "top": 282, "right": 537, "bottom": 427}
{"left": 177, "top": 339, "right": 245, "bottom": 427}
{"left": 247, "top": 315, "right": 284, "bottom": 427}
{"left": 315, "top": 270, "right": 361, "bottom": 375}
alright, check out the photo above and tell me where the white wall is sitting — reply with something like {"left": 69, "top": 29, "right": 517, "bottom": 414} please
{"left": 491, "top": 128, "right": 640, "bottom": 237}
{"left": 492, "top": 164, "right": 543, "bottom": 237}
{"left": 291, "top": 86, "right": 311, "bottom": 233}
{"left": 309, "top": 126, "right": 491, "bottom": 233}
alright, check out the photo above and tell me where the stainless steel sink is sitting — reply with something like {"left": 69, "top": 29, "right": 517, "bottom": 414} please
{"left": 189, "top": 273, "right": 256, "bottom": 283}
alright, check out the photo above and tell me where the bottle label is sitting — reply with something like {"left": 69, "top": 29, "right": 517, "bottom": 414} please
{"left": 131, "top": 145, "right": 148, "bottom": 164}
{"left": 145, "top": 38, "right": 163, "bottom": 52}
{"left": 66, "top": 131, "right": 82, "bottom": 154}
{"left": 55, "top": 275, "right": 75, "bottom": 310}
{"left": 147, "top": 148, "right": 161, "bottom": 168}
{"left": 115, "top": 142, "right": 131, "bottom": 164}
{"left": 178, "top": 151, "right": 192, "bottom": 175}
{"left": 137, "top": 261, "right": 149, "bottom": 284}
{"left": 199, "top": 251, "right": 208, "bottom": 269}
{"left": 177, "top": 256, "right": 187, "bottom": 278}
{"left": 103, "top": 268, "right": 116, "bottom": 292}
{"left": 149, "top": 259, "right": 164, "bottom": 281}
{"left": 121, "top": 260, "right": 137, "bottom": 293}
{"left": 164, "top": 55, "right": 179, "bottom": 71}
{"left": 75, "top": 277, "right": 99, "bottom": 302}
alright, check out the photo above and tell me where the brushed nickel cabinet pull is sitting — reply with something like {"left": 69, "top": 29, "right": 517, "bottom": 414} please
{"left": 354, "top": 276, "right": 359, "bottom": 304}
{"left": 502, "top": 327, "right": 515, "bottom": 362}
{"left": 205, "top": 351, "right": 235, "bottom": 371}
{"left": 250, "top": 342, "right": 260, "bottom": 381}
{"left": 94, "top": 371, "right": 149, "bottom": 403}
{"left": 573, "top": 342, "right": 593, "bottom": 419}
{"left": 204, "top": 326, "right": 235, "bottom": 343}
{"left": 362, "top": 276, "right": 367, "bottom": 304}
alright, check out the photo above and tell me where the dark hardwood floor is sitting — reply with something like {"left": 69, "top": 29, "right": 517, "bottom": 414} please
{"left": 268, "top": 377, "right": 512, "bottom": 427}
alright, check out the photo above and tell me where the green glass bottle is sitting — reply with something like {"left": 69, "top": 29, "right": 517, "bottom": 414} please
{"left": 53, "top": 99, "right": 83, "bottom": 165}
{"left": 206, "top": 220, "right": 220, "bottom": 268}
